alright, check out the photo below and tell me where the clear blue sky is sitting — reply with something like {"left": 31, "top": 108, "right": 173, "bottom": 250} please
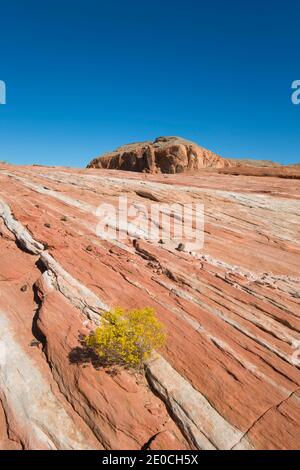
{"left": 0, "top": 0, "right": 299, "bottom": 166}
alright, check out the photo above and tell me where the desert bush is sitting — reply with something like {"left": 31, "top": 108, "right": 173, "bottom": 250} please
{"left": 85, "top": 307, "right": 166, "bottom": 369}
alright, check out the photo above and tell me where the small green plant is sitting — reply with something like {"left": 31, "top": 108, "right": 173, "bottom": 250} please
{"left": 85, "top": 307, "right": 166, "bottom": 369}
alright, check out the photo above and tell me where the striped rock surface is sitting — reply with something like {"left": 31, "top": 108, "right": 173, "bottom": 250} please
{"left": 0, "top": 162, "right": 299, "bottom": 450}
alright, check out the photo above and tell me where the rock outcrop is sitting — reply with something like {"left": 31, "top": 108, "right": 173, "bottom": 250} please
{"left": 219, "top": 165, "right": 300, "bottom": 179}
{"left": 0, "top": 162, "right": 300, "bottom": 450}
{"left": 228, "top": 158, "right": 282, "bottom": 168}
{"left": 87, "top": 136, "right": 231, "bottom": 173}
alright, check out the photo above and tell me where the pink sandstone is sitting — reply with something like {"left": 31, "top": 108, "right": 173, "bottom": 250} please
{"left": 0, "top": 161, "right": 299, "bottom": 449}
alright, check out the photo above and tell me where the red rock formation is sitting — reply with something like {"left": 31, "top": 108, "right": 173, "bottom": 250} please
{"left": 0, "top": 162, "right": 300, "bottom": 450}
{"left": 87, "top": 136, "right": 231, "bottom": 173}
{"left": 219, "top": 165, "right": 300, "bottom": 179}
{"left": 228, "top": 158, "right": 282, "bottom": 168}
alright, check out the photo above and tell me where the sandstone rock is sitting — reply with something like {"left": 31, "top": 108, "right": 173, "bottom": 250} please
{"left": 219, "top": 165, "right": 300, "bottom": 179}
{"left": 87, "top": 136, "right": 231, "bottom": 174}
{"left": 176, "top": 243, "right": 186, "bottom": 252}
{"left": 229, "top": 158, "right": 282, "bottom": 168}
{"left": 0, "top": 161, "right": 300, "bottom": 450}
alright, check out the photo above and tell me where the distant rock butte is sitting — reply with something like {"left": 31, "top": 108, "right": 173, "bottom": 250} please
{"left": 87, "top": 136, "right": 231, "bottom": 173}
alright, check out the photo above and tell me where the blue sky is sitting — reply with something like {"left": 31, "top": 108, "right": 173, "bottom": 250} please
{"left": 0, "top": 0, "right": 299, "bottom": 166}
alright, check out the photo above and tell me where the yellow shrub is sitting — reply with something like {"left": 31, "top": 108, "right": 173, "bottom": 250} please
{"left": 85, "top": 307, "right": 166, "bottom": 369}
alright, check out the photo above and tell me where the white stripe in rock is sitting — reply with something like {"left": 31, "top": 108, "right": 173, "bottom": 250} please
{"left": 0, "top": 198, "right": 44, "bottom": 254}
{"left": 146, "top": 356, "right": 243, "bottom": 450}
{"left": 0, "top": 313, "right": 96, "bottom": 449}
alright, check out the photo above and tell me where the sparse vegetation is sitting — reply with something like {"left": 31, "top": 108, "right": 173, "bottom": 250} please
{"left": 85, "top": 307, "right": 166, "bottom": 369}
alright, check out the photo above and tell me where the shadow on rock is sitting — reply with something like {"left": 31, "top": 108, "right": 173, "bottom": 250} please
{"left": 68, "top": 336, "right": 119, "bottom": 376}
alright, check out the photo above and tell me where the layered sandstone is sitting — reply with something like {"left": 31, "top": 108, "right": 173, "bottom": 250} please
{"left": 228, "top": 158, "right": 282, "bottom": 168}
{"left": 0, "top": 162, "right": 300, "bottom": 450}
{"left": 219, "top": 165, "right": 300, "bottom": 179}
{"left": 87, "top": 136, "right": 231, "bottom": 173}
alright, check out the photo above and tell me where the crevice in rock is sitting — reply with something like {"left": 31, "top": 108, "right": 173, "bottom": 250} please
{"left": 144, "top": 373, "right": 201, "bottom": 449}
{"left": 231, "top": 385, "right": 300, "bottom": 449}
{"left": 141, "top": 431, "right": 161, "bottom": 450}
{"left": 31, "top": 283, "right": 47, "bottom": 347}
